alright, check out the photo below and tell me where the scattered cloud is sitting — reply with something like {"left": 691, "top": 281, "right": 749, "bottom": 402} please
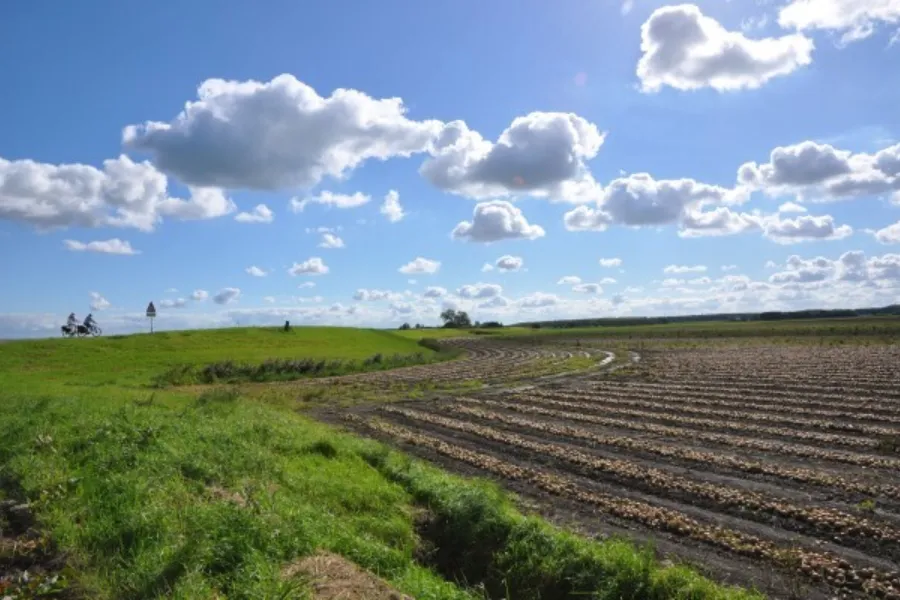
{"left": 495, "top": 255, "right": 524, "bottom": 272}
{"left": 89, "top": 292, "right": 110, "bottom": 311}
{"left": 421, "top": 112, "right": 604, "bottom": 203}
{"left": 291, "top": 191, "right": 371, "bottom": 212}
{"left": 213, "top": 287, "right": 241, "bottom": 305}
{"left": 763, "top": 213, "right": 853, "bottom": 243}
{"left": 573, "top": 283, "right": 603, "bottom": 294}
{"left": 289, "top": 257, "right": 329, "bottom": 276}
{"left": 599, "top": 258, "right": 622, "bottom": 268}
{"left": 160, "top": 298, "right": 187, "bottom": 308}
{"left": 353, "top": 289, "right": 402, "bottom": 301}
{"left": 558, "top": 276, "right": 582, "bottom": 285}
{"left": 423, "top": 286, "right": 447, "bottom": 298}
{"left": 457, "top": 283, "right": 502, "bottom": 299}
{"left": 234, "top": 203, "right": 274, "bottom": 224}
{"left": 664, "top": 264, "right": 707, "bottom": 274}
{"left": 599, "top": 277, "right": 617, "bottom": 284}
{"left": 318, "top": 232, "right": 345, "bottom": 248}
{"left": 452, "top": 200, "right": 545, "bottom": 243}
{"left": 63, "top": 238, "right": 140, "bottom": 255}
{"left": 518, "top": 292, "right": 560, "bottom": 308}
{"left": 123, "top": 74, "right": 442, "bottom": 190}
{"left": 778, "top": 201, "right": 808, "bottom": 213}
{"left": 778, "top": 0, "right": 900, "bottom": 44}
{"left": 481, "top": 263, "right": 495, "bottom": 272}
{"left": 399, "top": 257, "right": 440, "bottom": 274}
{"left": 721, "top": 265, "right": 738, "bottom": 272}
{"left": 874, "top": 220, "right": 900, "bottom": 244}
{"left": 298, "top": 282, "right": 316, "bottom": 289}
{"left": 380, "top": 190, "right": 405, "bottom": 223}
{"left": 191, "top": 290, "right": 209, "bottom": 301}
{"left": 637, "top": 4, "right": 813, "bottom": 92}
{"left": 245, "top": 266, "right": 268, "bottom": 277}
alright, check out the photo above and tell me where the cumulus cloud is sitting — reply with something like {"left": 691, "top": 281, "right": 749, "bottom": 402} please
{"left": 565, "top": 173, "right": 741, "bottom": 231}
{"left": 452, "top": 200, "right": 545, "bottom": 243}
{"left": 637, "top": 4, "right": 813, "bottom": 92}
{"left": 664, "top": 264, "right": 707, "bottom": 274}
{"left": 291, "top": 191, "right": 370, "bottom": 212}
{"left": 289, "top": 257, "right": 329, "bottom": 276}
{"left": 353, "top": 289, "right": 401, "bottom": 302}
{"left": 573, "top": 283, "right": 603, "bottom": 294}
{"left": 738, "top": 140, "right": 900, "bottom": 202}
{"left": 778, "top": 0, "right": 900, "bottom": 44}
{"left": 245, "top": 265, "right": 268, "bottom": 277}
{"left": 89, "top": 292, "right": 110, "bottom": 311}
{"left": 481, "top": 263, "right": 495, "bottom": 272}
{"left": 767, "top": 251, "right": 899, "bottom": 284}
{"left": 234, "top": 203, "right": 274, "bottom": 224}
{"left": 779, "top": 201, "right": 808, "bottom": 213}
{"left": 318, "top": 232, "right": 345, "bottom": 248}
{"left": 763, "top": 213, "right": 853, "bottom": 243}
{"left": 518, "top": 292, "right": 560, "bottom": 308}
{"left": 63, "top": 238, "right": 140, "bottom": 255}
{"left": 679, "top": 207, "right": 762, "bottom": 237}
{"left": 0, "top": 154, "right": 234, "bottom": 231}
{"left": 421, "top": 112, "right": 604, "bottom": 202}
{"left": 599, "top": 277, "right": 618, "bottom": 284}
{"left": 213, "top": 287, "right": 241, "bottom": 305}
{"left": 495, "top": 255, "right": 524, "bottom": 272}
{"left": 558, "top": 276, "right": 582, "bottom": 285}
{"left": 599, "top": 258, "right": 622, "bottom": 267}
{"left": 380, "top": 189, "right": 404, "bottom": 223}
{"left": 457, "top": 283, "right": 502, "bottom": 299}
{"left": 191, "top": 289, "right": 209, "bottom": 301}
{"left": 874, "top": 220, "right": 900, "bottom": 244}
{"left": 423, "top": 286, "right": 447, "bottom": 298}
{"left": 399, "top": 257, "right": 440, "bottom": 274}
{"left": 160, "top": 298, "right": 187, "bottom": 308}
{"left": 123, "top": 74, "right": 442, "bottom": 190}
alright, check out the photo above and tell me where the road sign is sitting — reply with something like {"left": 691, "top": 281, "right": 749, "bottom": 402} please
{"left": 146, "top": 302, "right": 157, "bottom": 333}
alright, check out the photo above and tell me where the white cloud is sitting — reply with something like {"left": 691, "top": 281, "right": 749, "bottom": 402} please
{"left": 763, "top": 213, "right": 853, "bottom": 243}
{"left": 778, "top": 201, "right": 808, "bottom": 213}
{"left": 679, "top": 207, "right": 762, "bottom": 237}
{"left": 160, "top": 298, "right": 187, "bottom": 309}
{"left": 874, "top": 220, "right": 900, "bottom": 244}
{"left": 421, "top": 112, "right": 604, "bottom": 203}
{"left": 245, "top": 265, "right": 268, "bottom": 277}
{"left": 767, "top": 251, "right": 900, "bottom": 284}
{"left": 318, "top": 232, "right": 345, "bottom": 249}
{"left": 721, "top": 265, "right": 738, "bottom": 271}
{"left": 495, "top": 255, "right": 524, "bottom": 272}
{"left": 738, "top": 140, "right": 900, "bottom": 202}
{"left": 599, "top": 258, "right": 622, "bottom": 268}
{"left": 289, "top": 257, "right": 329, "bottom": 276}
{"left": 558, "top": 276, "right": 582, "bottom": 285}
{"left": 63, "top": 238, "right": 140, "bottom": 255}
{"left": 89, "top": 292, "right": 110, "bottom": 311}
{"left": 291, "top": 191, "right": 371, "bottom": 212}
{"left": 298, "top": 282, "right": 316, "bottom": 289}
{"left": 637, "top": 4, "right": 813, "bottom": 92}
{"left": 380, "top": 189, "right": 404, "bottom": 223}
{"left": 518, "top": 292, "right": 560, "bottom": 308}
{"left": 452, "top": 200, "right": 546, "bottom": 243}
{"left": 191, "top": 289, "right": 209, "bottom": 301}
{"left": 213, "top": 287, "right": 241, "bottom": 305}
{"left": 664, "top": 264, "right": 707, "bottom": 274}
{"left": 263, "top": 296, "right": 276, "bottom": 304}
{"left": 688, "top": 276, "right": 712, "bottom": 285}
{"left": 399, "top": 257, "right": 440, "bottom": 274}
{"left": 778, "top": 0, "right": 900, "bottom": 44}
{"left": 234, "top": 203, "right": 274, "bottom": 224}
{"left": 353, "top": 289, "right": 402, "bottom": 302}
{"left": 481, "top": 262, "right": 495, "bottom": 272}
{"left": 599, "top": 277, "right": 617, "bottom": 284}
{"left": 565, "top": 174, "right": 741, "bottom": 231}
{"left": 573, "top": 283, "right": 603, "bottom": 294}
{"left": 423, "top": 286, "right": 447, "bottom": 298}
{"left": 0, "top": 154, "right": 234, "bottom": 231}
{"left": 123, "top": 74, "right": 442, "bottom": 190}
{"left": 457, "top": 283, "right": 502, "bottom": 299}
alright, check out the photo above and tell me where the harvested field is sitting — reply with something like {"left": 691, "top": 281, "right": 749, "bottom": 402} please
{"left": 335, "top": 341, "right": 900, "bottom": 599}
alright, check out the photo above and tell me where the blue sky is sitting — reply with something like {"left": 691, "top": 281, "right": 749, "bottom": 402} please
{"left": 2, "top": 0, "right": 900, "bottom": 337}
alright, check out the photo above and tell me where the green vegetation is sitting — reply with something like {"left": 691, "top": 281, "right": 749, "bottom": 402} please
{"left": 0, "top": 325, "right": 764, "bottom": 599}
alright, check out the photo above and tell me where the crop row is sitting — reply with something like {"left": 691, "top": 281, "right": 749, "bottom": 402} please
{"left": 348, "top": 414, "right": 900, "bottom": 598}
{"left": 381, "top": 405, "right": 900, "bottom": 554}
{"left": 457, "top": 397, "right": 900, "bottom": 470}
{"left": 507, "top": 393, "right": 880, "bottom": 450}
{"left": 444, "top": 403, "right": 900, "bottom": 500}
{"left": 572, "top": 382, "right": 900, "bottom": 424}
{"left": 522, "top": 389, "right": 900, "bottom": 437}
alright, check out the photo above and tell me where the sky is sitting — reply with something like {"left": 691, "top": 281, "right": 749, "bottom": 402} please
{"left": 1, "top": 0, "right": 900, "bottom": 338}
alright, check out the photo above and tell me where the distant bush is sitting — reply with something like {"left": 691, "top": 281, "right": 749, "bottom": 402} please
{"left": 417, "top": 338, "right": 443, "bottom": 352}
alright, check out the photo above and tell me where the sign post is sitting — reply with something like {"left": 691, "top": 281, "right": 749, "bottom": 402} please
{"left": 146, "top": 302, "right": 157, "bottom": 333}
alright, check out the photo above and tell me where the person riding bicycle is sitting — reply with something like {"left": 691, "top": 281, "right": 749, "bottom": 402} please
{"left": 83, "top": 313, "right": 96, "bottom": 330}
{"left": 67, "top": 313, "right": 78, "bottom": 331}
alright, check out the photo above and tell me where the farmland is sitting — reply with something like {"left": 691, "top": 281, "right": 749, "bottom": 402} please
{"left": 337, "top": 336, "right": 900, "bottom": 599}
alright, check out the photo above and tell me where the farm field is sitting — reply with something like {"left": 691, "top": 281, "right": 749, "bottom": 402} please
{"left": 338, "top": 338, "right": 900, "bottom": 599}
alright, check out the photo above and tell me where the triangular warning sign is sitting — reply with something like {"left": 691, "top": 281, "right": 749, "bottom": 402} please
{"left": 146, "top": 302, "right": 157, "bottom": 316}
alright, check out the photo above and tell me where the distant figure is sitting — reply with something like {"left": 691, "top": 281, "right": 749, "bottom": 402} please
{"left": 83, "top": 313, "right": 96, "bottom": 329}
{"left": 284, "top": 320, "right": 291, "bottom": 332}
{"left": 67, "top": 313, "right": 78, "bottom": 330}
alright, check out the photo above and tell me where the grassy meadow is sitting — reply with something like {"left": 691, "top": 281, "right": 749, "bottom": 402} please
{"left": 0, "top": 325, "right": 764, "bottom": 599}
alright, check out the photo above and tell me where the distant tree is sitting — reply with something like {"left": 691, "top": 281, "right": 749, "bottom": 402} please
{"left": 414, "top": 323, "right": 424, "bottom": 329}
{"left": 399, "top": 322, "right": 411, "bottom": 330}
{"left": 440, "top": 309, "right": 472, "bottom": 328}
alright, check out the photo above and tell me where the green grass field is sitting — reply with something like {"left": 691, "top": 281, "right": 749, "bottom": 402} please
{"left": 0, "top": 325, "right": 764, "bottom": 599}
